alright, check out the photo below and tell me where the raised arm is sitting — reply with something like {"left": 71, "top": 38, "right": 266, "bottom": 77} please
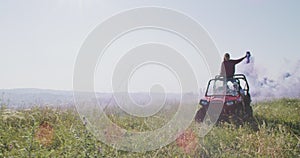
{"left": 232, "top": 55, "right": 247, "bottom": 64}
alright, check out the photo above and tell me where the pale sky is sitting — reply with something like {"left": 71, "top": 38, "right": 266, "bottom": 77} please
{"left": 0, "top": 0, "right": 299, "bottom": 92}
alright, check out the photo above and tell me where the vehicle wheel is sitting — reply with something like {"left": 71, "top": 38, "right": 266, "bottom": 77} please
{"left": 243, "top": 95, "right": 253, "bottom": 121}
{"left": 232, "top": 103, "right": 244, "bottom": 125}
{"left": 195, "top": 108, "right": 206, "bottom": 123}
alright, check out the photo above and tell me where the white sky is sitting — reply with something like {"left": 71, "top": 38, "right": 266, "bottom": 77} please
{"left": 0, "top": 0, "right": 300, "bottom": 92}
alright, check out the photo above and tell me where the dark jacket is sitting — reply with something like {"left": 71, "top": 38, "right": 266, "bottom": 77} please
{"left": 220, "top": 57, "right": 245, "bottom": 77}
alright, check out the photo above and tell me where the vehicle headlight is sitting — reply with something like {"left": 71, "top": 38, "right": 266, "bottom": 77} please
{"left": 225, "top": 101, "right": 235, "bottom": 106}
{"left": 199, "top": 99, "right": 209, "bottom": 106}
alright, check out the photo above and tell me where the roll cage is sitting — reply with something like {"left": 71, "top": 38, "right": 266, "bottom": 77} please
{"left": 205, "top": 74, "right": 250, "bottom": 97}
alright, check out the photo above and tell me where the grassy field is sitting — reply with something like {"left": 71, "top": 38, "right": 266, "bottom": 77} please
{"left": 0, "top": 98, "right": 299, "bottom": 157}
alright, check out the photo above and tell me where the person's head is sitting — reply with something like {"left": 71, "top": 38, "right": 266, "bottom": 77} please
{"left": 224, "top": 53, "right": 230, "bottom": 61}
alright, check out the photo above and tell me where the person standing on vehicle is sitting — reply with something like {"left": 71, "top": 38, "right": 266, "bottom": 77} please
{"left": 220, "top": 52, "right": 250, "bottom": 78}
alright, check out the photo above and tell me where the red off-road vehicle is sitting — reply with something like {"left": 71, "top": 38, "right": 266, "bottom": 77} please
{"left": 195, "top": 74, "right": 254, "bottom": 124}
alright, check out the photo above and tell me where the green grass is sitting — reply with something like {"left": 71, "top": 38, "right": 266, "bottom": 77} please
{"left": 0, "top": 98, "right": 299, "bottom": 157}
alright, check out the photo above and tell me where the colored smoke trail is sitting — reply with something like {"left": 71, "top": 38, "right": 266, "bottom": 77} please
{"left": 238, "top": 57, "right": 300, "bottom": 101}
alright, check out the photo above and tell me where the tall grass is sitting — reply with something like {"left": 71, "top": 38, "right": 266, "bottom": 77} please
{"left": 0, "top": 99, "right": 299, "bottom": 157}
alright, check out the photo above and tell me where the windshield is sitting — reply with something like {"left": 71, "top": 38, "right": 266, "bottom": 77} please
{"left": 206, "top": 79, "right": 240, "bottom": 96}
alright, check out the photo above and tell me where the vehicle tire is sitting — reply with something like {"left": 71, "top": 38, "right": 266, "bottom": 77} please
{"left": 195, "top": 108, "right": 206, "bottom": 123}
{"left": 243, "top": 94, "right": 253, "bottom": 121}
{"left": 233, "top": 103, "right": 244, "bottom": 125}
